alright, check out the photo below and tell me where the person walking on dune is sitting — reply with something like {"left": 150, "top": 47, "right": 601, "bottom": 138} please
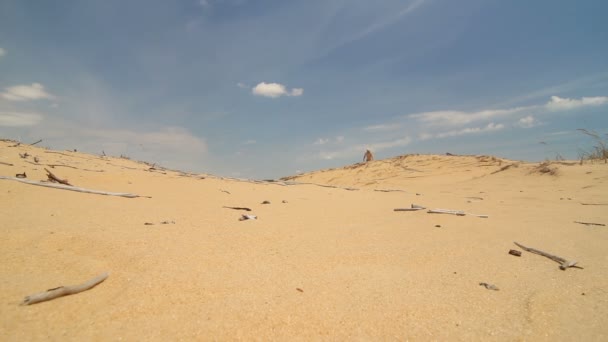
{"left": 363, "top": 149, "right": 374, "bottom": 162}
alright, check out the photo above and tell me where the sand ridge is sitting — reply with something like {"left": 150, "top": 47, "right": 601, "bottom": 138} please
{"left": 1, "top": 140, "right": 607, "bottom": 340}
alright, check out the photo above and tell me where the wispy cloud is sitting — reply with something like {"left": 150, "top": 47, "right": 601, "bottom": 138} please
{"left": 435, "top": 123, "right": 504, "bottom": 138}
{"left": 1, "top": 83, "right": 55, "bottom": 101}
{"left": 251, "top": 82, "right": 303, "bottom": 98}
{"left": 0, "top": 48, "right": 5, "bottom": 58}
{"left": 545, "top": 95, "right": 608, "bottom": 111}
{"left": 409, "top": 95, "right": 608, "bottom": 129}
{"left": 0, "top": 112, "right": 43, "bottom": 127}
{"left": 517, "top": 115, "right": 540, "bottom": 128}
{"left": 364, "top": 123, "right": 402, "bottom": 131}
{"left": 410, "top": 107, "right": 529, "bottom": 126}
{"left": 354, "top": 0, "right": 428, "bottom": 42}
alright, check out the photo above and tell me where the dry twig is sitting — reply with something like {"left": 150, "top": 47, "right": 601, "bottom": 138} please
{"left": 574, "top": 221, "right": 605, "bottom": 227}
{"left": 514, "top": 242, "right": 581, "bottom": 270}
{"left": 0, "top": 176, "right": 148, "bottom": 198}
{"left": 21, "top": 273, "right": 109, "bottom": 305}
{"left": 45, "top": 168, "right": 72, "bottom": 186}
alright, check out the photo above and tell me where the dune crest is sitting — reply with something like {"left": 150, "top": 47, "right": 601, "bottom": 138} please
{"left": 1, "top": 141, "right": 607, "bottom": 340}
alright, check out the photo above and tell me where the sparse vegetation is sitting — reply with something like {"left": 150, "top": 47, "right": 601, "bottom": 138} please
{"left": 532, "top": 162, "right": 558, "bottom": 176}
{"left": 577, "top": 128, "right": 608, "bottom": 164}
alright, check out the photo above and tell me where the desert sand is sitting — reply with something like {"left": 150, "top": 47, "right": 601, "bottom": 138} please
{"left": 1, "top": 140, "right": 607, "bottom": 340}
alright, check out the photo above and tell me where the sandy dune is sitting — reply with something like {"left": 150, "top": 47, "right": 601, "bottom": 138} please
{"left": 1, "top": 140, "right": 607, "bottom": 340}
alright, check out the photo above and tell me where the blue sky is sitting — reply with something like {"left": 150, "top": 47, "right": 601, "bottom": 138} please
{"left": 1, "top": 0, "right": 607, "bottom": 179}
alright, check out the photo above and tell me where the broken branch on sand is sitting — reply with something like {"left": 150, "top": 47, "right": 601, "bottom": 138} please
{"left": 0, "top": 161, "right": 13, "bottom": 166}
{"left": 394, "top": 204, "right": 427, "bottom": 211}
{"left": 21, "top": 273, "right": 109, "bottom": 305}
{"left": 514, "top": 242, "right": 581, "bottom": 270}
{"left": 427, "top": 208, "right": 489, "bottom": 218}
{"left": 427, "top": 209, "right": 466, "bottom": 216}
{"left": 223, "top": 206, "right": 252, "bottom": 211}
{"left": 45, "top": 168, "right": 72, "bottom": 186}
{"left": 0, "top": 176, "right": 148, "bottom": 198}
{"left": 574, "top": 221, "right": 606, "bottom": 227}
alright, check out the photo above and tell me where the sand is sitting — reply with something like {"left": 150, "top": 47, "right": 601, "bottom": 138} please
{"left": 1, "top": 140, "right": 607, "bottom": 340}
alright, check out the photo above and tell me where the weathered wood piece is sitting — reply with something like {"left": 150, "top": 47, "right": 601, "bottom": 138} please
{"left": 514, "top": 242, "right": 581, "bottom": 270}
{"left": 30, "top": 139, "right": 43, "bottom": 146}
{"left": 45, "top": 168, "right": 72, "bottom": 186}
{"left": 0, "top": 176, "right": 147, "bottom": 198}
{"left": 479, "top": 282, "right": 499, "bottom": 291}
{"left": 0, "top": 161, "right": 13, "bottom": 166}
{"left": 21, "top": 273, "right": 109, "bottom": 305}
{"left": 427, "top": 209, "right": 466, "bottom": 216}
{"left": 508, "top": 249, "right": 522, "bottom": 257}
{"left": 223, "top": 206, "right": 252, "bottom": 211}
{"left": 574, "top": 221, "right": 605, "bottom": 227}
{"left": 394, "top": 204, "right": 427, "bottom": 211}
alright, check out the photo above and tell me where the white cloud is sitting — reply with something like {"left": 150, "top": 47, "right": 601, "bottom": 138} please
{"left": 1, "top": 83, "right": 55, "bottom": 101}
{"left": 290, "top": 88, "right": 304, "bottom": 96}
{"left": 364, "top": 123, "right": 402, "bottom": 131}
{"left": 419, "top": 123, "right": 504, "bottom": 140}
{"left": 243, "top": 139, "right": 256, "bottom": 145}
{"left": 0, "top": 112, "right": 43, "bottom": 127}
{"left": 545, "top": 95, "right": 608, "bottom": 111}
{"left": 517, "top": 115, "right": 540, "bottom": 128}
{"left": 0, "top": 48, "right": 5, "bottom": 57}
{"left": 435, "top": 123, "right": 504, "bottom": 138}
{"left": 237, "top": 82, "right": 248, "bottom": 89}
{"left": 409, "top": 95, "right": 608, "bottom": 129}
{"left": 252, "top": 82, "right": 303, "bottom": 98}
{"left": 314, "top": 136, "right": 345, "bottom": 145}
{"left": 410, "top": 107, "right": 527, "bottom": 127}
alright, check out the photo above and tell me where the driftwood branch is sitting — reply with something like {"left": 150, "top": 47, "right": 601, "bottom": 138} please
{"left": 514, "top": 242, "right": 581, "bottom": 270}
{"left": 21, "top": 273, "right": 109, "bottom": 305}
{"left": 0, "top": 161, "right": 13, "bottom": 166}
{"left": 45, "top": 168, "right": 72, "bottom": 186}
{"left": 427, "top": 209, "right": 466, "bottom": 216}
{"left": 0, "top": 176, "right": 148, "bottom": 198}
{"left": 427, "top": 208, "right": 489, "bottom": 218}
{"left": 30, "top": 139, "right": 43, "bottom": 146}
{"left": 574, "top": 221, "right": 605, "bottom": 227}
{"left": 223, "top": 206, "right": 252, "bottom": 211}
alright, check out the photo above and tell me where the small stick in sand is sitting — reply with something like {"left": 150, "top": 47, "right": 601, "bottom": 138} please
{"left": 21, "top": 273, "right": 109, "bottom": 305}
{"left": 574, "top": 221, "right": 605, "bottom": 227}
{"left": 394, "top": 204, "right": 427, "bottom": 211}
{"left": 223, "top": 206, "right": 252, "bottom": 211}
{"left": 0, "top": 161, "right": 14, "bottom": 166}
{"left": 479, "top": 282, "right": 499, "bottom": 291}
{"left": 514, "top": 242, "right": 581, "bottom": 270}
{"left": 0, "top": 176, "right": 147, "bottom": 198}
{"left": 427, "top": 209, "right": 466, "bottom": 216}
{"left": 45, "top": 168, "right": 72, "bottom": 186}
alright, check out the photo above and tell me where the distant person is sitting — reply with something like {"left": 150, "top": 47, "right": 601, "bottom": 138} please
{"left": 363, "top": 149, "right": 374, "bottom": 162}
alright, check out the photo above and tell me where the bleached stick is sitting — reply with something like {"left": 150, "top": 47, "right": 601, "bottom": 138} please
{"left": 21, "top": 273, "right": 109, "bottom": 305}
{"left": 514, "top": 242, "right": 581, "bottom": 270}
{"left": 427, "top": 208, "right": 488, "bottom": 218}
{"left": 0, "top": 176, "right": 147, "bottom": 198}
{"left": 427, "top": 209, "right": 466, "bottom": 216}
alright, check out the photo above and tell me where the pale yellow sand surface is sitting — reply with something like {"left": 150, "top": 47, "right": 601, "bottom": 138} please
{"left": 1, "top": 141, "right": 607, "bottom": 340}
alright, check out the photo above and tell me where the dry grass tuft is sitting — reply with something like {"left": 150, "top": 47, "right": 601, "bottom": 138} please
{"left": 577, "top": 128, "right": 608, "bottom": 164}
{"left": 531, "top": 162, "right": 559, "bottom": 176}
